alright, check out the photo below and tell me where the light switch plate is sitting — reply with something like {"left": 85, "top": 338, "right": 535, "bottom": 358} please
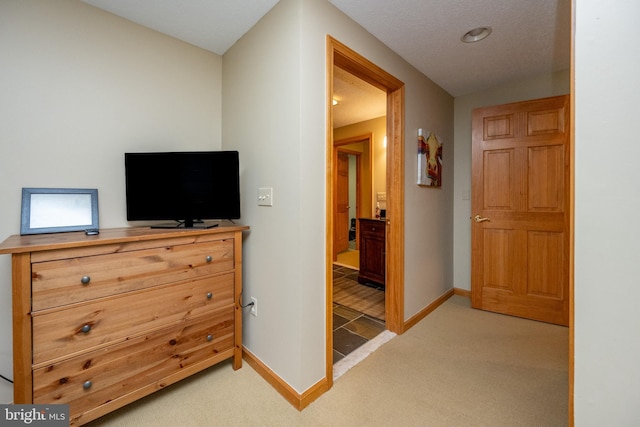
{"left": 258, "top": 187, "right": 273, "bottom": 206}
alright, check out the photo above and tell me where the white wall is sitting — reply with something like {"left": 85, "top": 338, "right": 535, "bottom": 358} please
{"left": 574, "top": 1, "right": 640, "bottom": 424}
{"left": 452, "top": 70, "right": 570, "bottom": 291}
{"left": 223, "top": 0, "right": 308, "bottom": 389}
{"left": 1, "top": 0, "right": 455, "bottom": 402}
{"left": 0, "top": 0, "right": 222, "bottom": 402}
{"left": 224, "top": 0, "right": 453, "bottom": 393}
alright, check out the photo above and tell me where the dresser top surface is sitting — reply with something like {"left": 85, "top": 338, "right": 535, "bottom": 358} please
{"left": 0, "top": 225, "right": 250, "bottom": 255}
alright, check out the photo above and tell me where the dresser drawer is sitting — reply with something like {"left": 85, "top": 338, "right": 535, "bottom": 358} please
{"left": 359, "top": 219, "right": 385, "bottom": 236}
{"left": 33, "top": 307, "right": 234, "bottom": 417}
{"left": 32, "top": 272, "right": 234, "bottom": 365}
{"left": 32, "top": 239, "right": 234, "bottom": 311}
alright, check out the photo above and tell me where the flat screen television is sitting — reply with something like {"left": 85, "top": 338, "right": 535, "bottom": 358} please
{"left": 124, "top": 151, "right": 240, "bottom": 228}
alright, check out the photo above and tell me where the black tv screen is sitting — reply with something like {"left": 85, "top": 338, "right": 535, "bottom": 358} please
{"left": 125, "top": 151, "right": 240, "bottom": 228}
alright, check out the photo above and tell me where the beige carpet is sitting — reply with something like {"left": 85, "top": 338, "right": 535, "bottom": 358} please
{"left": 87, "top": 295, "right": 568, "bottom": 426}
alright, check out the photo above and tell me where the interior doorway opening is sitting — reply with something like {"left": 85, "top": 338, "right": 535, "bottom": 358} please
{"left": 326, "top": 36, "right": 405, "bottom": 387}
{"left": 331, "top": 134, "right": 386, "bottom": 366}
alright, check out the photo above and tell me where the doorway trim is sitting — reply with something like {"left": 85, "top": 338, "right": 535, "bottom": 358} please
{"left": 334, "top": 134, "right": 373, "bottom": 257}
{"left": 326, "top": 36, "right": 405, "bottom": 387}
{"left": 334, "top": 146, "right": 364, "bottom": 258}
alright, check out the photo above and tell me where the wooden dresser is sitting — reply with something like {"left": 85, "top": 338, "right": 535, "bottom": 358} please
{"left": 0, "top": 225, "right": 248, "bottom": 425}
{"left": 357, "top": 218, "right": 386, "bottom": 288}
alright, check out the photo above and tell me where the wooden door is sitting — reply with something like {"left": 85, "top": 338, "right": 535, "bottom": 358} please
{"left": 471, "top": 95, "right": 570, "bottom": 326}
{"left": 334, "top": 152, "right": 350, "bottom": 256}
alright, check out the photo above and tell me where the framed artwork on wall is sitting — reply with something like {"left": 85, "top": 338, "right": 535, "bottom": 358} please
{"left": 417, "top": 128, "right": 443, "bottom": 187}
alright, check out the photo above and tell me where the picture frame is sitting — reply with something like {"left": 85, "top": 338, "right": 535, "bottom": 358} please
{"left": 20, "top": 188, "right": 99, "bottom": 235}
{"left": 417, "top": 128, "right": 443, "bottom": 187}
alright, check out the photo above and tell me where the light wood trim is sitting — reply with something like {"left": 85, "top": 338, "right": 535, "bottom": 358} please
{"left": 325, "top": 37, "right": 336, "bottom": 390}
{"left": 334, "top": 133, "right": 373, "bottom": 146}
{"left": 12, "top": 252, "right": 32, "bottom": 403}
{"left": 453, "top": 288, "right": 472, "bottom": 298}
{"left": 386, "top": 85, "right": 405, "bottom": 334}
{"left": 242, "top": 347, "right": 329, "bottom": 411}
{"left": 404, "top": 289, "right": 454, "bottom": 331}
{"left": 332, "top": 39, "right": 404, "bottom": 93}
{"left": 326, "top": 36, "right": 406, "bottom": 388}
{"left": 569, "top": 0, "right": 575, "bottom": 424}
{"left": 335, "top": 133, "right": 372, "bottom": 248}
{"left": 335, "top": 146, "right": 364, "bottom": 250}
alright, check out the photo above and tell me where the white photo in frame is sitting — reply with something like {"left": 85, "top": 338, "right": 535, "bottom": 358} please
{"left": 20, "top": 188, "right": 99, "bottom": 235}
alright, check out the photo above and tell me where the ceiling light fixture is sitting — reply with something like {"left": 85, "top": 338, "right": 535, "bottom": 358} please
{"left": 461, "top": 26, "right": 492, "bottom": 43}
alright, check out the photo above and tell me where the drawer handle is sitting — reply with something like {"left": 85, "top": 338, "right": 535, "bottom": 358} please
{"left": 83, "top": 380, "right": 92, "bottom": 390}
{"left": 81, "top": 276, "right": 91, "bottom": 285}
{"left": 206, "top": 334, "right": 213, "bottom": 342}
{"left": 206, "top": 292, "right": 213, "bottom": 299}
{"left": 81, "top": 324, "right": 91, "bottom": 333}
{"left": 205, "top": 255, "right": 213, "bottom": 263}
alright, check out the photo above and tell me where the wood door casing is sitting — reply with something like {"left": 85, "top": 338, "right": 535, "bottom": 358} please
{"left": 327, "top": 36, "right": 405, "bottom": 393}
{"left": 334, "top": 151, "right": 350, "bottom": 256}
{"left": 471, "top": 95, "right": 570, "bottom": 326}
{"left": 333, "top": 140, "right": 369, "bottom": 259}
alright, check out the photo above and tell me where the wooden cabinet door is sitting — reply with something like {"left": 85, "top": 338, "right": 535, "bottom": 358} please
{"left": 358, "top": 219, "right": 385, "bottom": 286}
{"left": 471, "top": 95, "right": 570, "bottom": 326}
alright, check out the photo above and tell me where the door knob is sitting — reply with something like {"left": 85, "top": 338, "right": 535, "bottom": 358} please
{"left": 473, "top": 214, "right": 490, "bottom": 223}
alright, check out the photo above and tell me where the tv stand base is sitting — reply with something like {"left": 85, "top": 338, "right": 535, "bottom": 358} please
{"left": 151, "top": 222, "right": 220, "bottom": 230}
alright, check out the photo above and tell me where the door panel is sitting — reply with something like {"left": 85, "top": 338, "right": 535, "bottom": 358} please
{"left": 484, "top": 114, "right": 514, "bottom": 140}
{"left": 483, "top": 228, "right": 518, "bottom": 290}
{"left": 471, "top": 95, "right": 570, "bottom": 326}
{"left": 483, "top": 150, "right": 514, "bottom": 210}
{"left": 527, "top": 230, "right": 564, "bottom": 298}
{"left": 528, "top": 145, "right": 564, "bottom": 212}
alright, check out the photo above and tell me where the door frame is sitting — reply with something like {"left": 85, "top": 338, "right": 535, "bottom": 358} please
{"left": 334, "top": 134, "right": 372, "bottom": 257}
{"left": 326, "top": 36, "right": 405, "bottom": 386}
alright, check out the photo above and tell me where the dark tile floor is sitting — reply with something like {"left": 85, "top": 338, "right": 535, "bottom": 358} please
{"left": 333, "top": 303, "right": 385, "bottom": 363}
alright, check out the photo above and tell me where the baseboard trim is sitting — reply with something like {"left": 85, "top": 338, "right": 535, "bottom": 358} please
{"left": 404, "top": 288, "right": 455, "bottom": 331}
{"left": 243, "top": 288, "right": 468, "bottom": 410}
{"left": 453, "top": 287, "right": 471, "bottom": 298}
{"left": 242, "top": 347, "right": 329, "bottom": 411}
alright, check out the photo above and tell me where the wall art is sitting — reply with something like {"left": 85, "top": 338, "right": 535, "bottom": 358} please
{"left": 417, "top": 128, "right": 443, "bottom": 187}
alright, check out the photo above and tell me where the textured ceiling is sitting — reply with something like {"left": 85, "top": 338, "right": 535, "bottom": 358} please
{"left": 82, "top": 0, "right": 571, "bottom": 125}
{"left": 329, "top": 0, "right": 571, "bottom": 97}
{"left": 333, "top": 67, "right": 386, "bottom": 128}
